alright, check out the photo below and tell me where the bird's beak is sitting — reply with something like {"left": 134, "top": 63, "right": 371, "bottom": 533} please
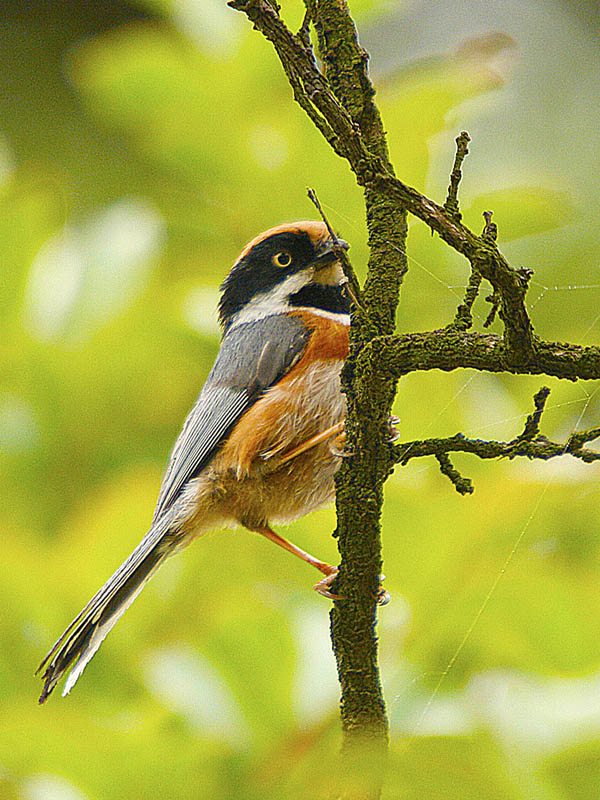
{"left": 313, "top": 237, "right": 349, "bottom": 269}
{"left": 313, "top": 239, "right": 350, "bottom": 270}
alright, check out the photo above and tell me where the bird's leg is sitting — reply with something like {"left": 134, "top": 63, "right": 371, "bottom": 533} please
{"left": 277, "top": 415, "right": 401, "bottom": 463}
{"left": 254, "top": 525, "right": 342, "bottom": 599}
{"left": 275, "top": 421, "right": 346, "bottom": 466}
{"left": 253, "top": 526, "right": 390, "bottom": 603}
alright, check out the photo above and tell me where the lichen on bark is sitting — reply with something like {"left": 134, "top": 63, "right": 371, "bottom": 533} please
{"left": 228, "top": 1, "right": 600, "bottom": 797}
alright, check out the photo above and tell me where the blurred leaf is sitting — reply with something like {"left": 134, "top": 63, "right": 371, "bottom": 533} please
{"left": 1, "top": 1, "right": 600, "bottom": 798}
{"left": 380, "top": 32, "right": 518, "bottom": 186}
{"left": 22, "top": 197, "right": 165, "bottom": 342}
{"left": 463, "top": 186, "right": 574, "bottom": 242}
{"left": 385, "top": 734, "right": 522, "bottom": 800}
{"left": 547, "top": 738, "right": 600, "bottom": 800}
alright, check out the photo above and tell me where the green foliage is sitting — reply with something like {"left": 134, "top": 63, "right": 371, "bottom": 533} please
{"left": 1, "top": 1, "right": 600, "bottom": 798}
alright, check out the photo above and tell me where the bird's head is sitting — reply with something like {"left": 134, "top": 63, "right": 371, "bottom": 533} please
{"left": 219, "top": 221, "right": 350, "bottom": 329}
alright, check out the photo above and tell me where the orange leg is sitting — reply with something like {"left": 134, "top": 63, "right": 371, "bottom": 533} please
{"left": 253, "top": 526, "right": 390, "bottom": 604}
{"left": 254, "top": 525, "right": 342, "bottom": 599}
{"left": 275, "top": 421, "right": 345, "bottom": 466}
{"left": 275, "top": 415, "right": 401, "bottom": 466}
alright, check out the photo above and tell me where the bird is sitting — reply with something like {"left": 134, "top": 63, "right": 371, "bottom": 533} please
{"left": 37, "top": 220, "right": 360, "bottom": 703}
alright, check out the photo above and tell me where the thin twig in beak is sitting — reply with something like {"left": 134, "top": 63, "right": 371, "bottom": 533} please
{"left": 307, "top": 187, "right": 365, "bottom": 310}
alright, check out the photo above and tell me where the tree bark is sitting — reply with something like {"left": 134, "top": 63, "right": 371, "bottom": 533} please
{"left": 229, "top": 1, "right": 600, "bottom": 797}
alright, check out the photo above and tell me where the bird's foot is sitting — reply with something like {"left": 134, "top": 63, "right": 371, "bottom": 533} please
{"left": 328, "top": 417, "right": 400, "bottom": 457}
{"left": 328, "top": 434, "right": 351, "bottom": 458}
{"left": 377, "top": 576, "right": 391, "bottom": 606}
{"left": 314, "top": 568, "right": 343, "bottom": 600}
{"left": 314, "top": 569, "right": 390, "bottom": 605}
{"left": 388, "top": 416, "right": 401, "bottom": 443}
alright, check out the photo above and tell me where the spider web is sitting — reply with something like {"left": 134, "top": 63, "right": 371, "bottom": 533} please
{"left": 323, "top": 202, "right": 600, "bottom": 739}
{"left": 398, "top": 254, "right": 600, "bottom": 740}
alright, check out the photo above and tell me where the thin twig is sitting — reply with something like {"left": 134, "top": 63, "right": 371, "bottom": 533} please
{"left": 307, "top": 187, "right": 365, "bottom": 310}
{"left": 444, "top": 131, "right": 471, "bottom": 222}
{"left": 482, "top": 209, "right": 498, "bottom": 242}
{"left": 435, "top": 452, "right": 474, "bottom": 495}
{"left": 511, "top": 386, "right": 550, "bottom": 443}
{"left": 394, "top": 388, "right": 600, "bottom": 493}
{"left": 297, "top": 5, "right": 312, "bottom": 49}
{"left": 451, "top": 268, "right": 482, "bottom": 331}
{"left": 483, "top": 291, "right": 501, "bottom": 328}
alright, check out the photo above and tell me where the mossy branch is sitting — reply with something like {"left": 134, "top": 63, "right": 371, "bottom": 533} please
{"left": 362, "top": 329, "right": 600, "bottom": 381}
{"left": 444, "top": 130, "right": 471, "bottom": 222}
{"left": 228, "top": 1, "right": 600, "bottom": 798}
{"left": 230, "top": 0, "right": 535, "bottom": 367}
{"left": 394, "top": 387, "right": 600, "bottom": 494}
{"left": 230, "top": 1, "right": 404, "bottom": 793}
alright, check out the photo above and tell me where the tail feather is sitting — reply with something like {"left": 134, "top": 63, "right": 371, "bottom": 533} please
{"left": 37, "top": 524, "right": 169, "bottom": 703}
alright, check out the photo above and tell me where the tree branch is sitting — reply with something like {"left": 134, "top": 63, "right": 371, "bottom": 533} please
{"left": 305, "top": 0, "right": 402, "bottom": 781}
{"left": 228, "top": 2, "right": 600, "bottom": 798}
{"left": 394, "top": 387, "right": 600, "bottom": 494}
{"left": 373, "top": 173, "right": 536, "bottom": 365}
{"left": 363, "top": 329, "right": 600, "bottom": 381}
{"left": 230, "top": 1, "right": 405, "bottom": 791}
{"left": 230, "top": 0, "right": 536, "bottom": 367}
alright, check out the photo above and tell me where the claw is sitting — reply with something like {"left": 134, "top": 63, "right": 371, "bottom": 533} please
{"left": 314, "top": 569, "right": 344, "bottom": 600}
{"left": 376, "top": 573, "right": 391, "bottom": 605}
{"left": 377, "top": 587, "right": 391, "bottom": 606}
{"left": 314, "top": 570, "right": 390, "bottom": 605}
{"left": 328, "top": 433, "right": 352, "bottom": 458}
{"left": 388, "top": 415, "right": 401, "bottom": 443}
{"left": 329, "top": 418, "right": 399, "bottom": 455}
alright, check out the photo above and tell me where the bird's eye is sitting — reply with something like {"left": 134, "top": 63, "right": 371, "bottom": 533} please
{"left": 273, "top": 251, "right": 292, "bottom": 268}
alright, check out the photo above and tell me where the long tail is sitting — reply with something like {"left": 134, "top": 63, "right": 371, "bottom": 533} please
{"left": 37, "top": 521, "right": 171, "bottom": 703}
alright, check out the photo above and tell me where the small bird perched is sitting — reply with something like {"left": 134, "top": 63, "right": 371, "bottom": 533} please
{"left": 38, "top": 220, "right": 358, "bottom": 703}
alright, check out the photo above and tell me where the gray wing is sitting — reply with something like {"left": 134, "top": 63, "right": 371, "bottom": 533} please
{"left": 152, "top": 314, "right": 309, "bottom": 522}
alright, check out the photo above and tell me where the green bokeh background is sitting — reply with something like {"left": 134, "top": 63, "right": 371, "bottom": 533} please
{"left": 2, "top": 1, "right": 600, "bottom": 798}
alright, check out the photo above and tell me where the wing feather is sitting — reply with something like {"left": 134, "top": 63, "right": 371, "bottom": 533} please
{"left": 152, "top": 388, "right": 249, "bottom": 519}
{"left": 37, "top": 314, "right": 310, "bottom": 701}
{"left": 152, "top": 314, "right": 309, "bottom": 521}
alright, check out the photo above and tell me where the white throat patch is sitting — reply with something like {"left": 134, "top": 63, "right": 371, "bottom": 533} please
{"left": 228, "top": 270, "right": 311, "bottom": 329}
{"left": 227, "top": 266, "right": 350, "bottom": 330}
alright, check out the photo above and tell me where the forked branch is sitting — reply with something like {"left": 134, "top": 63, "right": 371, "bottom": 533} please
{"left": 228, "top": 2, "right": 600, "bottom": 798}
{"left": 394, "top": 387, "right": 600, "bottom": 495}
